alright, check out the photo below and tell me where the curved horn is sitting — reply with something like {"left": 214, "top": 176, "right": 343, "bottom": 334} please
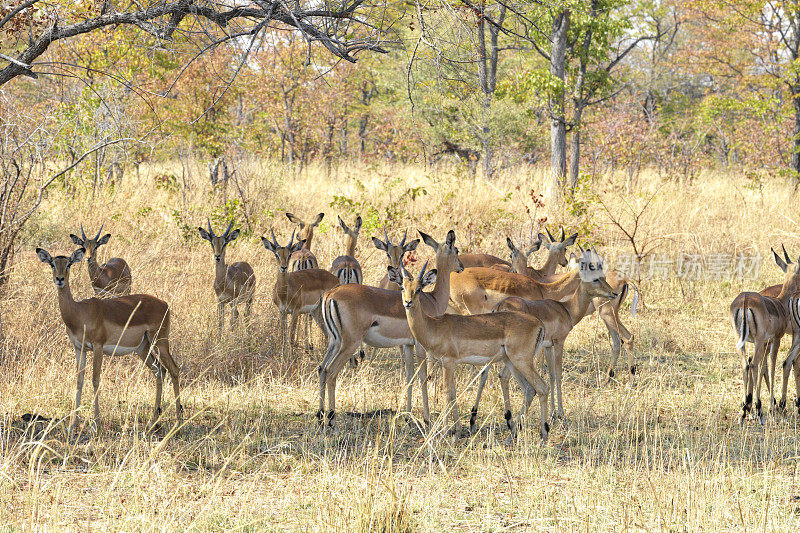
{"left": 80, "top": 223, "right": 87, "bottom": 241}
{"left": 400, "top": 229, "right": 408, "bottom": 247}
{"left": 207, "top": 218, "right": 215, "bottom": 238}
{"left": 559, "top": 226, "right": 566, "bottom": 242}
{"left": 384, "top": 228, "right": 390, "bottom": 245}
{"left": 783, "top": 244, "right": 792, "bottom": 264}
{"left": 223, "top": 219, "right": 234, "bottom": 238}
{"left": 545, "top": 226, "right": 555, "bottom": 242}
{"left": 289, "top": 229, "right": 296, "bottom": 248}
{"left": 418, "top": 260, "right": 430, "bottom": 281}
{"left": 270, "top": 228, "right": 278, "bottom": 247}
{"left": 95, "top": 223, "right": 104, "bottom": 241}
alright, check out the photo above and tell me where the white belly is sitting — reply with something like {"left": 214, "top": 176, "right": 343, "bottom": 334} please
{"left": 364, "top": 330, "right": 414, "bottom": 348}
{"left": 459, "top": 355, "right": 497, "bottom": 366}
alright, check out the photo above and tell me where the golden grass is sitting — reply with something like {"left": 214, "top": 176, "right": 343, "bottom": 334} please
{"left": 1, "top": 161, "right": 800, "bottom": 530}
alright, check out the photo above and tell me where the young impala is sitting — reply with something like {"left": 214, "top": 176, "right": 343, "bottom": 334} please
{"left": 395, "top": 262, "right": 550, "bottom": 441}
{"left": 69, "top": 224, "right": 132, "bottom": 296}
{"left": 198, "top": 220, "right": 256, "bottom": 334}
{"left": 286, "top": 212, "right": 324, "bottom": 271}
{"left": 331, "top": 215, "right": 363, "bottom": 284}
{"left": 36, "top": 247, "right": 182, "bottom": 435}
{"left": 262, "top": 230, "right": 339, "bottom": 357}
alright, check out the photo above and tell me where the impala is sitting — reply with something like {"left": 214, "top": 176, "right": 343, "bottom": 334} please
{"left": 374, "top": 230, "right": 420, "bottom": 290}
{"left": 286, "top": 212, "right": 324, "bottom": 271}
{"left": 36, "top": 247, "right": 182, "bottom": 434}
{"left": 69, "top": 224, "right": 132, "bottom": 296}
{"left": 730, "top": 247, "right": 800, "bottom": 424}
{"left": 395, "top": 262, "right": 550, "bottom": 441}
{"left": 317, "top": 230, "right": 463, "bottom": 427}
{"left": 198, "top": 220, "right": 255, "bottom": 333}
{"left": 472, "top": 250, "right": 617, "bottom": 428}
{"left": 506, "top": 227, "right": 577, "bottom": 278}
{"left": 331, "top": 215, "right": 363, "bottom": 284}
{"left": 262, "top": 230, "right": 339, "bottom": 356}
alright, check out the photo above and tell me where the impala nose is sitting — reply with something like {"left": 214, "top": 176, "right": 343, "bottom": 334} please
{"left": 279, "top": 267, "right": 288, "bottom": 273}
{"left": 214, "top": 255, "right": 222, "bottom": 263}
{"left": 55, "top": 277, "right": 65, "bottom": 287}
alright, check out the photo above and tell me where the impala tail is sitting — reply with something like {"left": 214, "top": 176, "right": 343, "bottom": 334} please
{"left": 735, "top": 301, "right": 749, "bottom": 351}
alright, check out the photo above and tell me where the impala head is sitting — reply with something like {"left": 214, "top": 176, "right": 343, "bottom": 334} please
{"left": 69, "top": 224, "right": 110, "bottom": 260}
{"left": 390, "top": 261, "right": 437, "bottom": 309}
{"left": 543, "top": 226, "right": 578, "bottom": 267}
{"left": 286, "top": 212, "right": 324, "bottom": 248}
{"left": 772, "top": 244, "right": 800, "bottom": 290}
{"left": 419, "top": 229, "right": 464, "bottom": 273}
{"left": 506, "top": 236, "right": 543, "bottom": 274}
{"left": 262, "top": 229, "right": 306, "bottom": 273}
{"left": 372, "top": 229, "right": 420, "bottom": 270}
{"left": 338, "top": 215, "right": 362, "bottom": 242}
{"left": 36, "top": 247, "right": 85, "bottom": 288}
{"left": 576, "top": 246, "right": 617, "bottom": 300}
{"left": 198, "top": 219, "right": 240, "bottom": 264}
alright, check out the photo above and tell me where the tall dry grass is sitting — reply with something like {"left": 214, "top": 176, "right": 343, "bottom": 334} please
{"left": 1, "top": 160, "right": 799, "bottom": 530}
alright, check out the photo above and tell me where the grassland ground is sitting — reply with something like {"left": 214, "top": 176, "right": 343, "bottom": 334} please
{"left": 1, "top": 161, "right": 799, "bottom": 530}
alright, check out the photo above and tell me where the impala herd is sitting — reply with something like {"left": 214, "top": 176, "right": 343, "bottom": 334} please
{"left": 32, "top": 213, "right": 800, "bottom": 443}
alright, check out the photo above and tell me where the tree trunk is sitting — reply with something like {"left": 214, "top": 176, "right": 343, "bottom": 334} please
{"left": 549, "top": 10, "right": 570, "bottom": 200}
{"left": 792, "top": 85, "right": 800, "bottom": 183}
{"left": 569, "top": 113, "right": 582, "bottom": 190}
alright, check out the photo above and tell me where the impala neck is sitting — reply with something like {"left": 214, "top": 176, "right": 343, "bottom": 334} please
{"left": 56, "top": 279, "right": 79, "bottom": 322}
{"left": 214, "top": 250, "right": 228, "bottom": 286}
{"left": 538, "top": 270, "right": 581, "bottom": 300}
{"left": 274, "top": 265, "right": 289, "bottom": 297}
{"left": 425, "top": 255, "right": 457, "bottom": 315}
{"left": 404, "top": 297, "right": 437, "bottom": 349}
{"left": 536, "top": 250, "right": 562, "bottom": 277}
{"left": 86, "top": 254, "right": 105, "bottom": 284}
{"left": 561, "top": 283, "right": 596, "bottom": 327}
{"left": 345, "top": 235, "right": 356, "bottom": 257}
{"left": 777, "top": 276, "right": 800, "bottom": 301}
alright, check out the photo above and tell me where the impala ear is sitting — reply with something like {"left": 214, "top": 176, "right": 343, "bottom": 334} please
{"left": 419, "top": 230, "right": 438, "bottom": 250}
{"left": 387, "top": 265, "right": 402, "bottom": 285}
{"left": 773, "top": 248, "right": 788, "bottom": 273}
{"left": 312, "top": 213, "right": 325, "bottom": 226}
{"left": 292, "top": 238, "right": 306, "bottom": 253}
{"left": 97, "top": 233, "right": 111, "bottom": 246}
{"left": 261, "top": 236, "right": 277, "bottom": 253}
{"left": 286, "top": 212, "right": 302, "bottom": 225}
{"left": 354, "top": 216, "right": 363, "bottom": 233}
{"left": 36, "top": 248, "right": 54, "bottom": 265}
{"left": 225, "top": 229, "right": 240, "bottom": 243}
{"left": 526, "top": 237, "right": 543, "bottom": 257}
{"left": 446, "top": 230, "right": 456, "bottom": 246}
{"left": 68, "top": 247, "right": 85, "bottom": 266}
{"left": 421, "top": 268, "right": 437, "bottom": 288}
{"left": 338, "top": 215, "right": 348, "bottom": 232}
{"left": 563, "top": 232, "right": 578, "bottom": 247}
{"left": 403, "top": 238, "right": 420, "bottom": 252}
{"left": 198, "top": 227, "right": 212, "bottom": 242}
{"left": 69, "top": 234, "right": 83, "bottom": 246}
{"left": 372, "top": 236, "right": 388, "bottom": 252}
{"left": 506, "top": 237, "right": 518, "bottom": 253}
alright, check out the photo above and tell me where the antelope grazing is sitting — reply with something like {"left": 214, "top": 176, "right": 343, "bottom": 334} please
{"left": 394, "top": 262, "right": 550, "bottom": 441}
{"left": 286, "top": 212, "right": 324, "bottom": 271}
{"left": 331, "top": 215, "right": 363, "bottom": 284}
{"left": 262, "top": 230, "right": 339, "bottom": 356}
{"left": 69, "top": 224, "right": 132, "bottom": 296}
{"left": 36, "top": 247, "right": 182, "bottom": 434}
{"left": 473, "top": 250, "right": 617, "bottom": 427}
{"left": 198, "top": 220, "right": 255, "bottom": 334}
{"left": 374, "top": 230, "right": 420, "bottom": 290}
{"left": 730, "top": 247, "right": 800, "bottom": 424}
{"left": 318, "top": 230, "right": 464, "bottom": 427}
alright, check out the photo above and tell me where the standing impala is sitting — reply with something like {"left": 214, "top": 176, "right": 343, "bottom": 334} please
{"left": 262, "top": 230, "right": 339, "bottom": 357}
{"left": 69, "top": 224, "right": 132, "bottom": 296}
{"left": 395, "top": 262, "right": 550, "bottom": 441}
{"left": 198, "top": 220, "right": 255, "bottom": 333}
{"left": 472, "top": 250, "right": 617, "bottom": 427}
{"left": 36, "top": 247, "right": 182, "bottom": 434}
{"left": 317, "top": 230, "right": 463, "bottom": 427}
{"left": 331, "top": 215, "right": 363, "bottom": 284}
{"left": 730, "top": 247, "right": 800, "bottom": 424}
{"left": 286, "top": 212, "right": 324, "bottom": 271}
{"left": 374, "top": 230, "right": 420, "bottom": 290}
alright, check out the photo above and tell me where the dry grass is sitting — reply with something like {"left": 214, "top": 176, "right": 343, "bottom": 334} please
{"left": 1, "top": 161, "right": 800, "bottom": 531}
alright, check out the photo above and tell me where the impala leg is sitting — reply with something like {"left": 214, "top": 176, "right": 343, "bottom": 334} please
{"left": 415, "top": 343, "right": 430, "bottom": 426}
{"left": 553, "top": 339, "right": 565, "bottom": 420}
{"left": 280, "top": 310, "right": 288, "bottom": 357}
{"left": 401, "top": 344, "right": 416, "bottom": 417}
{"left": 768, "top": 338, "right": 779, "bottom": 416}
{"left": 324, "top": 340, "right": 361, "bottom": 428}
{"left": 91, "top": 345, "right": 104, "bottom": 433}
{"left": 156, "top": 339, "right": 182, "bottom": 427}
{"left": 740, "top": 343, "right": 753, "bottom": 425}
{"left": 793, "top": 351, "right": 800, "bottom": 416}
{"left": 443, "top": 362, "right": 461, "bottom": 435}
{"left": 217, "top": 301, "right": 225, "bottom": 338}
{"left": 471, "top": 365, "right": 491, "bottom": 434}
{"left": 782, "top": 335, "right": 800, "bottom": 414}
{"left": 752, "top": 341, "right": 768, "bottom": 425}
{"left": 71, "top": 346, "right": 87, "bottom": 436}
{"left": 545, "top": 346, "right": 556, "bottom": 418}
{"left": 509, "top": 360, "right": 550, "bottom": 442}
{"left": 289, "top": 312, "right": 301, "bottom": 356}
{"left": 230, "top": 303, "right": 239, "bottom": 331}
{"left": 499, "top": 363, "right": 514, "bottom": 435}
{"left": 305, "top": 315, "right": 313, "bottom": 350}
